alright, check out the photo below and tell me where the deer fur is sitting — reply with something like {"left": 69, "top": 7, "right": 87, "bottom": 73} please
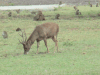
{"left": 19, "top": 22, "right": 59, "bottom": 54}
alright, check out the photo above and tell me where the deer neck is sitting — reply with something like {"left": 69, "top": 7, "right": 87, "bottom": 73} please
{"left": 27, "top": 31, "right": 38, "bottom": 46}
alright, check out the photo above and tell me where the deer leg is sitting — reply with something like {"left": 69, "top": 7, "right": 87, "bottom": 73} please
{"left": 52, "top": 36, "right": 58, "bottom": 53}
{"left": 36, "top": 41, "right": 40, "bottom": 54}
{"left": 44, "top": 39, "right": 49, "bottom": 53}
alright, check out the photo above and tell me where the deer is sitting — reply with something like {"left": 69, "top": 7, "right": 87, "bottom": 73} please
{"left": 19, "top": 22, "right": 59, "bottom": 54}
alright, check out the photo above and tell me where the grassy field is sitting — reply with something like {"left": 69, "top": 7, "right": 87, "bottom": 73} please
{"left": 0, "top": 5, "right": 100, "bottom": 75}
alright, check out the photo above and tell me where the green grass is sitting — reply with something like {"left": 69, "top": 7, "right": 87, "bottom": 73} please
{"left": 0, "top": 5, "right": 100, "bottom": 75}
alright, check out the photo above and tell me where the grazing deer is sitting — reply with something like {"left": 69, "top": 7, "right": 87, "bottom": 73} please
{"left": 19, "top": 22, "right": 59, "bottom": 54}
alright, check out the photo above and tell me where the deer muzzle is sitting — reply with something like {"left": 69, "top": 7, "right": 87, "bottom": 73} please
{"left": 24, "top": 51, "right": 29, "bottom": 55}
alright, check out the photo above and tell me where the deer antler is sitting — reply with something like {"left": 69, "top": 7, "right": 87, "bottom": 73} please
{"left": 24, "top": 30, "right": 27, "bottom": 42}
{"left": 18, "top": 39, "right": 23, "bottom": 44}
{"left": 18, "top": 30, "right": 27, "bottom": 44}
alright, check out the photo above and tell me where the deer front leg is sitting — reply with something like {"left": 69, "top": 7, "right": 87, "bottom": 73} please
{"left": 44, "top": 38, "right": 49, "bottom": 53}
{"left": 36, "top": 41, "right": 40, "bottom": 54}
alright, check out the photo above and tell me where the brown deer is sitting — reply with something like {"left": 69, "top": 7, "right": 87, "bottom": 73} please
{"left": 19, "top": 22, "right": 59, "bottom": 54}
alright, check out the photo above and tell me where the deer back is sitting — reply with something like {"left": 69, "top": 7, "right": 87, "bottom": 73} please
{"left": 37, "top": 23, "right": 59, "bottom": 38}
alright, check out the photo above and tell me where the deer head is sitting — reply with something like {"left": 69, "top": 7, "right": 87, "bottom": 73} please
{"left": 19, "top": 30, "right": 31, "bottom": 54}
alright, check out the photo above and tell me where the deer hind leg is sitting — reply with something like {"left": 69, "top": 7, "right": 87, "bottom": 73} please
{"left": 44, "top": 38, "right": 49, "bottom": 53}
{"left": 52, "top": 36, "right": 58, "bottom": 53}
{"left": 36, "top": 41, "right": 40, "bottom": 54}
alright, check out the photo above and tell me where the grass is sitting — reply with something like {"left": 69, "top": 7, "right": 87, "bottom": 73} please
{"left": 0, "top": 5, "right": 100, "bottom": 75}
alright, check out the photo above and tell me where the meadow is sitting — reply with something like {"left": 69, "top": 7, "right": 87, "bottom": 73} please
{"left": 0, "top": 5, "right": 100, "bottom": 75}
